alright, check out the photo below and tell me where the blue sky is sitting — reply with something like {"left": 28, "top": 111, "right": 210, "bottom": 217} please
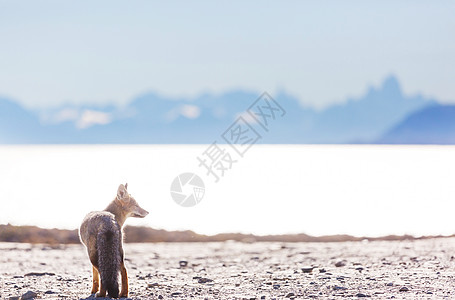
{"left": 0, "top": 0, "right": 454, "bottom": 109}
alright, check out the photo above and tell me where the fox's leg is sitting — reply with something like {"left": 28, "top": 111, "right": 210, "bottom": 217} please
{"left": 119, "top": 262, "right": 129, "bottom": 298}
{"left": 91, "top": 266, "right": 100, "bottom": 294}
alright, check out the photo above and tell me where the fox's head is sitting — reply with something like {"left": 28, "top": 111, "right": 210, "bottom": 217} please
{"left": 116, "top": 183, "right": 149, "bottom": 218}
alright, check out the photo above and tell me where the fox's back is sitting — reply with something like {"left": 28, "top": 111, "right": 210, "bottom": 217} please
{"left": 79, "top": 211, "right": 121, "bottom": 249}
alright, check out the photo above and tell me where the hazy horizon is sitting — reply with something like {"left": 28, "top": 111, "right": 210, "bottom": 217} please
{"left": 2, "top": 144, "right": 455, "bottom": 238}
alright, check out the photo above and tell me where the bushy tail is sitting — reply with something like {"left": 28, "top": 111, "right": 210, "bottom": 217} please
{"left": 97, "top": 229, "right": 120, "bottom": 298}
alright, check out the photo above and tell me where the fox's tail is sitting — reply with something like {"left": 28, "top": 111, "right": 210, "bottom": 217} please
{"left": 97, "top": 229, "right": 120, "bottom": 298}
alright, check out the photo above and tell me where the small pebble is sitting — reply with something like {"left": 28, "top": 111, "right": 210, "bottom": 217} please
{"left": 335, "top": 261, "right": 346, "bottom": 267}
{"left": 197, "top": 277, "right": 213, "bottom": 284}
{"left": 179, "top": 260, "right": 188, "bottom": 267}
{"left": 20, "top": 291, "right": 37, "bottom": 300}
{"left": 356, "top": 293, "right": 369, "bottom": 297}
{"left": 301, "top": 267, "right": 314, "bottom": 273}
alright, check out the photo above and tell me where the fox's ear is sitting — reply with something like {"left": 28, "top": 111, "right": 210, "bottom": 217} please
{"left": 117, "top": 184, "right": 127, "bottom": 199}
{"left": 125, "top": 183, "right": 128, "bottom": 190}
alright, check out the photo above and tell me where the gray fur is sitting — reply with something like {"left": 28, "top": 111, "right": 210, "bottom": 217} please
{"left": 80, "top": 211, "right": 121, "bottom": 298}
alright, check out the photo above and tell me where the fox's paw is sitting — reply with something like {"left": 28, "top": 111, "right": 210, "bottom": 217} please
{"left": 119, "top": 291, "right": 128, "bottom": 298}
{"left": 95, "top": 291, "right": 106, "bottom": 298}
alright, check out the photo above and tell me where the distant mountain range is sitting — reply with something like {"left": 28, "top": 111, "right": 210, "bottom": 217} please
{"left": 377, "top": 105, "right": 455, "bottom": 144}
{"left": 0, "top": 75, "right": 453, "bottom": 144}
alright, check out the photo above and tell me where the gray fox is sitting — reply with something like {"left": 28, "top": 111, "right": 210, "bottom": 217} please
{"left": 79, "top": 183, "right": 149, "bottom": 298}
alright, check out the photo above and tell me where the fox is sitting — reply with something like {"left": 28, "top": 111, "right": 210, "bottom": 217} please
{"left": 79, "top": 183, "right": 149, "bottom": 298}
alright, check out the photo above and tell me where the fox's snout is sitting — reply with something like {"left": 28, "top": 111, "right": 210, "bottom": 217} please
{"left": 132, "top": 206, "right": 149, "bottom": 218}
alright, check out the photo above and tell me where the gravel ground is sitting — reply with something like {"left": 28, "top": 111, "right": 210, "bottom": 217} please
{"left": 1, "top": 238, "right": 455, "bottom": 299}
